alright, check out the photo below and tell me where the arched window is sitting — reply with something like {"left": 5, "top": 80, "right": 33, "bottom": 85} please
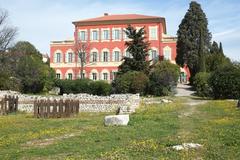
{"left": 56, "top": 70, "right": 62, "bottom": 79}
{"left": 65, "top": 52, "right": 74, "bottom": 63}
{"left": 90, "top": 69, "right": 98, "bottom": 81}
{"left": 112, "top": 48, "right": 121, "bottom": 62}
{"left": 163, "top": 46, "right": 172, "bottom": 60}
{"left": 90, "top": 49, "right": 98, "bottom": 62}
{"left": 65, "top": 69, "right": 74, "bottom": 80}
{"left": 101, "top": 49, "right": 109, "bottom": 62}
{"left": 101, "top": 69, "right": 110, "bottom": 81}
{"left": 54, "top": 53, "right": 62, "bottom": 63}
{"left": 79, "top": 70, "right": 87, "bottom": 79}
{"left": 149, "top": 48, "right": 158, "bottom": 61}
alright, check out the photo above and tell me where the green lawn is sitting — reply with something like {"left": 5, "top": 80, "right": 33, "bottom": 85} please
{"left": 0, "top": 97, "right": 240, "bottom": 159}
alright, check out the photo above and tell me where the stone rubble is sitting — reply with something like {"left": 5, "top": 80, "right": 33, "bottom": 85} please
{"left": 172, "top": 143, "right": 203, "bottom": 151}
{"left": 143, "top": 98, "right": 173, "bottom": 104}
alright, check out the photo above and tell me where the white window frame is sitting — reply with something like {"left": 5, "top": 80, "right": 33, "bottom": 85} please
{"left": 101, "top": 28, "right": 110, "bottom": 42}
{"left": 163, "top": 46, "right": 172, "bottom": 60}
{"left": 101, "top": 49, "right": 109, "bottom": 62}
{"left": 90, "top": 48, "right": 98, "bottom": 63}
{"left": 111, "top": 70, "right": 118, "bottom": 80}
{"left": 90, "top": 28, "right": 99, "bottom": 42}
{"left": 149, "top": 48, "right": 158, "bottom": 61}
{"left": 78, "top": 29, "right": 88, "bottom": 42}
{"left": 112, "top": 48, "right": 121, "bottom": 62}
{"left": 103, "top": 73, "right": 108, "bottom": 80}
{"left": 92, "top": 72, "right": 97, "bottom": 80}
{"left": 123, "top": 28, "right": 130, "bottom": 41}
{"left": 149, "top": 26, "right": 158, "bottom": 40}
{"left": 54, "top": 51, "right": 62, "bottom": 63}
{"left": 101, "top": 69, "right": 110, "bottom": 81}
{"left": 79, "top": 70, "right": 86, "bottom": 79}
{"left": 68, "top": 73, "right": 73, "bottom": 80}
{"left": 112, "top": 28, "right": 121, "bottom": 41}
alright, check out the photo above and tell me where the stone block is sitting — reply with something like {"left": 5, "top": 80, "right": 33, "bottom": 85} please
{"left": 104, "top": 115, "right": 129, "bottom": 126}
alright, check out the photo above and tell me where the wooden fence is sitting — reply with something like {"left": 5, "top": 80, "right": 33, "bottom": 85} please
{"left": 0, "top": 95, "right": 18, "bottom": 115}
{"left": 34, "top": 99, "right": 79, "bottom": 118}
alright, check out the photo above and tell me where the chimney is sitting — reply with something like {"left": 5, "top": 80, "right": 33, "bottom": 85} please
{"left": 104, "top": 13, "right": 109, "bottom": 16}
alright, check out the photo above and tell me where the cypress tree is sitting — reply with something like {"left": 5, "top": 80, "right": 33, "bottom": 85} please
{"left": 118, "top": 25, "right": 150, "bottom": 75}
{"left": 219, "top": 42, "right": 224, "bottom": 55}
{"left": 210, "top": 41, "right": 219, "bottom": 54}
{"left": 176, "top": 1, "right": 211, "bottom": 78}
{"left": 198, "top": 29, "right": 206, "bottom": 72}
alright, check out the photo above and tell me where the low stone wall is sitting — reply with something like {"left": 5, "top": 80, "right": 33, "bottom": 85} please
{"left": 0, "top": 91, "right": 140, "bottom": 113}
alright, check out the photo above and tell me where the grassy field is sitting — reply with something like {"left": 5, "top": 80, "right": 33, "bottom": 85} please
{"left": 0, "top": 97, "right": 240, "bottom": 159}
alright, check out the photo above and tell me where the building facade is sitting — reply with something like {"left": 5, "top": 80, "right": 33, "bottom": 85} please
{"left": 50, "top": 14, "right": 189, "bottom": 82}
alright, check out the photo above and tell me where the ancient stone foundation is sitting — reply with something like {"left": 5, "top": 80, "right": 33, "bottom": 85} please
{"left": 0, "top": 91, "right": 140, "bottom": 113}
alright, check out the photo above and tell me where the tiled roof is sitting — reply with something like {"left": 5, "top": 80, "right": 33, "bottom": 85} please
{"left": 73, "top": 14, "right": 163, "bottom": 23}
{"left": 72, "top": 14, "right": 167, "bottom": 34}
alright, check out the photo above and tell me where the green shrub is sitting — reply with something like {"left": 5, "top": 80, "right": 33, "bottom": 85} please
{"left": 114, "top": 71, "right": 149, "bottom": 94}
{"left": 55, "top": 79, "right": 111, "bottom": 96}
{"left": 209, "top": 64, "right": 240, "bottom": 99}
{"left": 193, "top": 72, "right": 211, "bottom": 97}
{"left": 148, "top": 61, "right": 180, "bottom": 96}
{"left": 0, "top": 71, "right": 21, "bottom": 92}
{"left": 89, "top": 81, "right": 111, "bottom": 96}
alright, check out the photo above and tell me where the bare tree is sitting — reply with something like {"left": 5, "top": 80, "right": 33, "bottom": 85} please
{"left": 74, "top": 40, "right": 91, "bottom": 79}
{"left": 0, "top": 9, "right": 17, "bottom": 52}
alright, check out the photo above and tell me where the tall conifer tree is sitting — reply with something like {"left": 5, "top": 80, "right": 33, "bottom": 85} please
{"left": 118, "top": 25, "right": 150, "bottom": 75}
{"left": 176, "top": 1, "right": 211, "bottom": 78}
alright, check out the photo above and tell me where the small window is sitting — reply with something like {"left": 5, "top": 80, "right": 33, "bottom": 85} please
{"left": 103, "top": 73, "right": 108, "bottom": 80}
{"left": 79, "top": 31, "right": 87, "bottom": 41}
{"left": 151, "top": 50, "right": 158, "bottom": 61}
{"left": 113, "top": 29, "right": 120, "bottom": 40}
{"left": 164, "top": 47, "right": 172, "bottom": 60}
{"left": 56, "top": 73, "right": 61, "bottom": 79}
{"left": 149, "top": 27, "right": 157, "bottom": 40}
{"left": 92, "top": 30, "right": 98, "bottom": 40}
{"left": 113, "top": 51, "right": 120, "bottom": 61}
{"left": 68, "top": 73, "right": 72, "bottom": 80}
{"left": 92, "top": 73, "right": 97, "bottom": 80}
{"left": 79, "top": 72, "right": 85, "bottom": 79}
{"left": 68, "top": 52, "right": 73, "bottom": 63}
{"left": 102, "top": 30, "right": 109, "bottom": 40}
{"left": 103, "top": 51, "right": 108, "bottom": 62}
{"left": 56, "top": 53, "right": 61, "bottom": 63}
{"left": 92, "top": 52, "right": 98, "bottom": 62}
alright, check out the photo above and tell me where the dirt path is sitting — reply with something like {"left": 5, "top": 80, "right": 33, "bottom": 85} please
{"left": 175, "top": 83, "right": 195, "bottom": 97}
{"left": 176, "top": 96, "right": 208, "bottom": 144}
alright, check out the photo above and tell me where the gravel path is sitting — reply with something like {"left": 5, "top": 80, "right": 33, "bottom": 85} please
{"left": 175, "top": 83, "right": 195, "bottom": 97}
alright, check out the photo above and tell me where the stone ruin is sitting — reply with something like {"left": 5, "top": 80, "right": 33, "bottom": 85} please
{"left": 0, "top": 90, "right": 140, "bottom": 113}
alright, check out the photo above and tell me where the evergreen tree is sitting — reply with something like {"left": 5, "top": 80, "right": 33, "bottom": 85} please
{"left": 210, "top": 41, "right": 219, "bottom": 54}
{"left": 206, "top": 41, "right": 230, "bottom": 72}
{"left": 219, "top": 42, "right": 224, "bottom": 54}
{"left": 198, "top": 29, "right": 206, "bottom": 72}
{"left": 118, "top": 25, "right": 150, "bottom": 75}
{"left": 176, "top": 1, "right": 211, "bottom": 78}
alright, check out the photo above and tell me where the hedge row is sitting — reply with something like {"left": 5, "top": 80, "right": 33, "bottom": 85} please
{"left": 55, "top": 79, "right": 111, "bottom": 96}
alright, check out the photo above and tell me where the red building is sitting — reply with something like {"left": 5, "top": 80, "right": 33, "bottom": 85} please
{"left": 50, "top": 13, "right": 189, "bottom": 82}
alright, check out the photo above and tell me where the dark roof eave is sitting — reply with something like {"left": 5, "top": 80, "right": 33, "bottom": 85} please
{"left": 72, "top": 18, "right": 167, "bottom": 34}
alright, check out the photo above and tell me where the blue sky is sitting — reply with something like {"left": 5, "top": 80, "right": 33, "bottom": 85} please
{"left": 0, "top": 0, "right": 239, "bottom": 60}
